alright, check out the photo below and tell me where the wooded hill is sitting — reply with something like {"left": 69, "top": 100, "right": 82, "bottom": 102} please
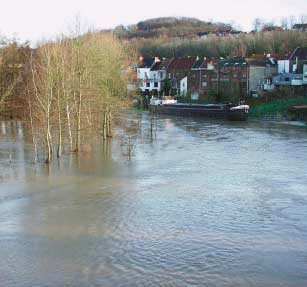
{"left": 109, "top": 17, "right": 307, "bottom": 61}
{"left": 132, "top": 30, "right": 307, "bottom": 61}
{"left": 113, "top": 17, "right": 232, "bottom": 39}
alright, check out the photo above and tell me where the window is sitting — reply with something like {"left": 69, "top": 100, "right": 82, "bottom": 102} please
{"left": 202, "top": 82, "right": 207, "bottom": 88}
{"left": 146, "top": 82, "right": 150, "bottom": 87}
{"left": 242, "top": 73, "right": 246, "bottom": 78}
{"left": 203, "top": 74, "right": 208, "bottom": 78}
{"left": 154, "top": 82, "right": 158, "bottom": 88}
{"left": 191, "top": 93, "right": 199, "bottom": 100}
{"left": 233, "top": 73, "right": 237, "bottom": 78}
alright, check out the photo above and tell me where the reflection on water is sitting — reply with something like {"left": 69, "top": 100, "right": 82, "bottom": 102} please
{"left": 0, "top": 113, "right": 307, "bottom": 287}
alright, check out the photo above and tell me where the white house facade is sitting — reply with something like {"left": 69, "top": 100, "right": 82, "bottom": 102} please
{"left": 180, "top": 77, "right": 188, "bottom": 96}
{"left": 137, "top": 58, "right": 171, "bottom": 93}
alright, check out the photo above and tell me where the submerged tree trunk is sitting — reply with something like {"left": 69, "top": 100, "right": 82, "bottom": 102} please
{"left": 76, "top": 110, "right": 81, "bottom": 152}
{"left": 107, "top": 110, "right": 112, "bottom": 138}
{"left": 27, "top": 86, "right": 38, "bottom": 162}
{"left": 66, "top": 103, "right": 73, "bottom": 151}
{"left": 45, "top": 115, "right": 52, "bottom": 163}
{"left": 75, "top": 88, "right": 82, "bottom": 152}
{"left": 75, "top": 59, "right": 83, "bottom": 153}
{"left": 102, "top": 111, "right": 107, "bottom": 140}
{"left": 57, "top": 89, "right": 62, "bottom": 158}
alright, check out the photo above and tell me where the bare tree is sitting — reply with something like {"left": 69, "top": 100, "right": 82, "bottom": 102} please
{"left": 281, "top": 17, "right": 288, "bottom": 30}
{"left": 252, "top": 18, "right": 264, "bottom": 32}
{"left": 300, "top": 14, "right": 307, "bottom": 24}
{"left": 1, "top": 19, "right": 134, "bottom": 164}
{"left": 289, "top": 16, "right": 297, "bottom": 29}
{"left": 29, "top": 47, "right": 55, "bottom": 163}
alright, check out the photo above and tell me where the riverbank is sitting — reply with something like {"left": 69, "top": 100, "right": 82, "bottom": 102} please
{"left": 249, "top": 118, "right": 307, "bottom": 128}
{"left": 249, "top": 96, "right": 307, "bottom": 121}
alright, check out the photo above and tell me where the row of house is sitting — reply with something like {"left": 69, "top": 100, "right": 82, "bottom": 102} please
{"left": 274, "top": 47, "right": 307, "bottom": 87}
{"left": 188, "top": 22, "right": 307, "bottom": 39}
{"left": 197, "top": 29, "right": 245, "bottom": 38}
{"left": 292, "top": 24, "right": 307, "bottom": 32}
{"left": 191, "top": 22, "right": 307, "bottom": 39}
{"left": 137, "top": 47, "right": 307, "bottom": 99}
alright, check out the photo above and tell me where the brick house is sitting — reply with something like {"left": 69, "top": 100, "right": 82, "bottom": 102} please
{"left": 190, "top": 56, "right": 272, "bottom": 99}
{"left": 191, "top": 58, "right": 218, "bottom": 99}
{"left": 217, "top": 57, "right": 249, "bottom": 97}
{"left": 166, "top": 57, "right": 198, "bottom": 95}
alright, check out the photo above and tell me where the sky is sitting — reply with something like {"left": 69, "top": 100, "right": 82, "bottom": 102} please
{"left": 1, "top": 0, "right": 307, "bottom": 43}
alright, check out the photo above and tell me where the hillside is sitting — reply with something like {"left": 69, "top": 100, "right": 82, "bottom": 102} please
{"left": 99, "top": 17, "right": 307, "bottom": 62}
{"left": 113, "top": 17, "right": 232, "bottom": 39}
{"left": 131, "top": 30, "right": 307, "bottom": 61}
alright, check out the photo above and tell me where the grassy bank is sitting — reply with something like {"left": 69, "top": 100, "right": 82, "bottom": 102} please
{"left": 249, "top": 96, "right": 307, "bottom": 118}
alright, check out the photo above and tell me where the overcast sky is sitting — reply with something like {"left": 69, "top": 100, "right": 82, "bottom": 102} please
{"left": 1, "top": 0, "right": 307, "bottom": 43}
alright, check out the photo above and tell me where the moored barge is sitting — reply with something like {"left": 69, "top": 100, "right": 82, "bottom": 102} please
{"left": 149, "top": 97, "right": 249, "bottom": 121}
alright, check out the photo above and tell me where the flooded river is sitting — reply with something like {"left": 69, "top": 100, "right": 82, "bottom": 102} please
{"left": 0, "top": 112, "right": 307, "bottom": 287}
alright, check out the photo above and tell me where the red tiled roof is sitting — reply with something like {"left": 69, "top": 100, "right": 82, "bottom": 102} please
{"left": 249, "top": 54, "right": 284, "bottom": 60}
{"left": 270, "top": 54, "right": 284, "bottom": 60}
{"left": 199, "top": 58, "right": 217, "bottom": 69}
{"left": 167, "top": 57, "right": 198, "bottom": 70}
{"left": 284, "top": 47, "right": 307, "bottom": 61}
{"left": 249, "top": 54, "right": 267, "bottom": 60}
{"left": 138, "top": 58, "right": 154, "bottom": 68}
{"left": 151, "top": 58, "right": 173, "bottom": 71}
{"left": 289, "top": 47, "right": 307, "bottom": 61}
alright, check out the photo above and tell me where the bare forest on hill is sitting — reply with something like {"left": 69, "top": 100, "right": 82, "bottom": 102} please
{"left": 133, "top": 30, "right": 307, "bottom": 60}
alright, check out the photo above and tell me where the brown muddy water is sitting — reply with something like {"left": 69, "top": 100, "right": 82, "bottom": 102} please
{"left": 0, "top": 112, "right": 307, "bottom": 287}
